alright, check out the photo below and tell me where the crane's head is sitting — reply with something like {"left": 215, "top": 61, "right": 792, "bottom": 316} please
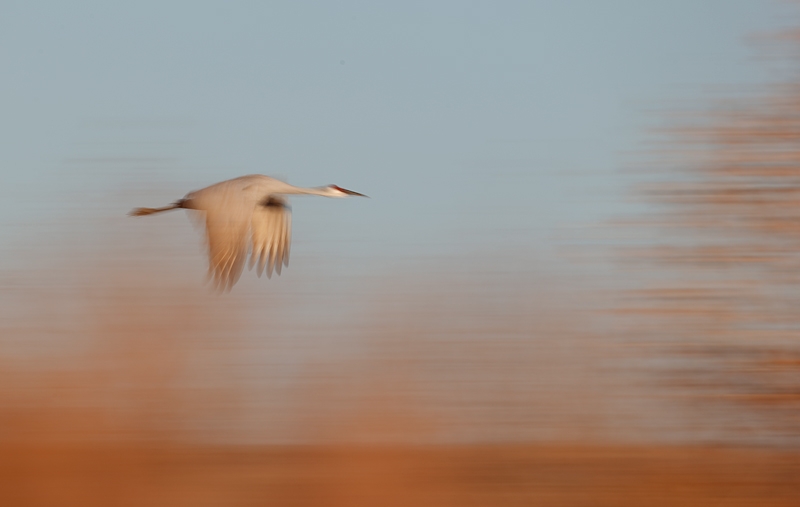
{"left": 326, "top": 184, "right": 368, "bottom": 198}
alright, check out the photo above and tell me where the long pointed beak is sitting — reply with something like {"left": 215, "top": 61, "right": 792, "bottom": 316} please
{"left": 332, "top": 185, "right": 368, "bottom": 197}
{"left": 342, "top": 188, "right": 368, "bottom": 197}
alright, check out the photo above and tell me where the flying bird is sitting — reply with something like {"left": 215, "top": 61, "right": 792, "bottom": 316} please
{"left": 130, "top": 175, "right": 367, "bottom": 291}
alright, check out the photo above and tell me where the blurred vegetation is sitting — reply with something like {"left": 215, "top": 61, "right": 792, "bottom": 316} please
{"left": 621, "top": 21, "right": 800, "bottom": 438}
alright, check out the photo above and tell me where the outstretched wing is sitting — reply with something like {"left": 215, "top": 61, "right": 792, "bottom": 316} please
{"left": 204, "top": 200, "right": 252, "bottom": 292}
{"left": 249, "top": 196, "right": 291, "bottom": 278}
{"left": 187, "top": 178, "right": 260, "bottom": 292}
{"left": 181, "top": 175, "right": 292, "bottom": 290}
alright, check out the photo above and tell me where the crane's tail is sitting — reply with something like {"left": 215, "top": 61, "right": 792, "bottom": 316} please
{"left": 129, "top": 200, "right": 185, "bottom": 217}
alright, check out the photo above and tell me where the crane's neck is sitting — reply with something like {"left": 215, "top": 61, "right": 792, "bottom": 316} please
{"left": 294, "top": 186, "right": 338, "bottom": 197}
{"left": 269, "top": 181, "right": 340, "bottom": 197}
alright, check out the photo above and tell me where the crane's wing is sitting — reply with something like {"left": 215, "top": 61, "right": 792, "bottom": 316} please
{"left": 193, "top": 181, "right": 257, "bottom": 292}
{"left": 249, "top": 196, "right": 291, "bottom": 278}
{"left": 204, "top": 204, "right": 251, "bottom": 292}
{"left": 182, "top": 175, "right": 291, "bottom": 290}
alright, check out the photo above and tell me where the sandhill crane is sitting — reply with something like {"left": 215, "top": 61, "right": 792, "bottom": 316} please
{"left": 130, "top": 174, "right": 366, "bottom": 291}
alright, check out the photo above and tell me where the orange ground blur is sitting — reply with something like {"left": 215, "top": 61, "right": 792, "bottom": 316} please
{"left": 2, "top": 443, "right": 799, "bottom": 506}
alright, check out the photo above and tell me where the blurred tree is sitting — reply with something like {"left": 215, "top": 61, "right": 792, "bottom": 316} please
{"left": 624, "top": 19, "right": 800, "bottom": 439}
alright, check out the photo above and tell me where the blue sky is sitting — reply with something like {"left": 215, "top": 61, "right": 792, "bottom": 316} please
{"left": 0, "top": 1, "right": 789, "bottom": 269}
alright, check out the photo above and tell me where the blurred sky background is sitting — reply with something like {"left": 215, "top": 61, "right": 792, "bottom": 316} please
{"left": 3, "top": 1, "right": 800, "bottom": 446}
{"left": 1, "top": 1, "right": 790, "bottom": 262}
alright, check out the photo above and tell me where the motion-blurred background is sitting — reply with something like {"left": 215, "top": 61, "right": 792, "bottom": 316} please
{"left": 2, "top": 2, "right": 800, "bottom": 505}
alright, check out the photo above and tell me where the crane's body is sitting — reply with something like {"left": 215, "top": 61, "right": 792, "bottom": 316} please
{"left": 130, "top": 175, "right": 366, "bottom": 291}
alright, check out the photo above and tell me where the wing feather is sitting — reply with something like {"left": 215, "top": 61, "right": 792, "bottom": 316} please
{"left": 188, "top": 180, "right": 256, "bottom": 292}
{"left": 251, "top": 196, "right": 291, "bottom": 280}
{"left": 205, "top": 211, "right": 250, "bottom": 292}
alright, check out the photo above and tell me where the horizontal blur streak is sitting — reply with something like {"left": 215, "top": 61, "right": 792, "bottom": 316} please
{"left": 2, "top": 211, "right": 798, "bottom": 505}
{"left": 2, "top": 445, "right": 799, "bottom": 506}
{"left": 0, "top": 223, "right": 621, "bottom": 446}
{"left": 617, "top": 23, "right": 800, "bottom": 439}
